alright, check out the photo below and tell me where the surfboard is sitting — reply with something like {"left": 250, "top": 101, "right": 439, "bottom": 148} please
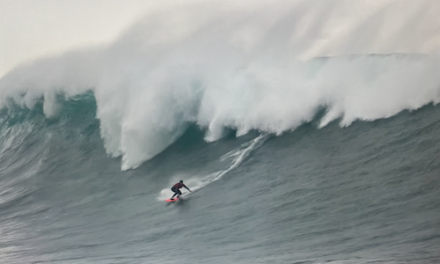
{"left": 165, "top": 197, "right": 179, "bottom": 202}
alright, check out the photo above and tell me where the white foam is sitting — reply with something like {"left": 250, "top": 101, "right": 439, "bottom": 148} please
{"left": 1, "top": 1, "right": 440, "bottom": 170}
{"left": 157, "top": 134, "right": 270, "bottom": 201}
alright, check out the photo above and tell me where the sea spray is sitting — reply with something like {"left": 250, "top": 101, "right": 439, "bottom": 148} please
{"left": 1, "top": 0, "right": 440, "bottom": 170}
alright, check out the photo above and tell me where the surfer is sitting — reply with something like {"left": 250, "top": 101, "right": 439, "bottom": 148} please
{"left": 170, "top": 180, "right": 191, "bottom": 200}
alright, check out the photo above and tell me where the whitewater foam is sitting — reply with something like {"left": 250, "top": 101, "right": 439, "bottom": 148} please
{"left": 157, "top": 134, "right": 270, "bottom": 201}
{"left": 1, "top": 1, "right": 440, "bottom": 170}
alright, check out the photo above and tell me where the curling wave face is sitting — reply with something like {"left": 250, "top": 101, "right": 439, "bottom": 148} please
{"left": 1, "top": 0, "right": 440, "bottom": 170}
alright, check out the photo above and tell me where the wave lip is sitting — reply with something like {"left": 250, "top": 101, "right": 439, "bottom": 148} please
{"left": 1, "top": 1, "right": 440, "bottom": 170}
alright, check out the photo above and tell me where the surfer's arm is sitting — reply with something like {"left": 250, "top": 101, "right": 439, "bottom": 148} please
{"left": 183, "top": 184, "right": 191, "bottom": 192}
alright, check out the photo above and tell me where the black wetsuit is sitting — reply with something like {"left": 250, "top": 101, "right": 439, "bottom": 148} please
{"left": 171, "top": 182, "right": 190, "bottom": 199}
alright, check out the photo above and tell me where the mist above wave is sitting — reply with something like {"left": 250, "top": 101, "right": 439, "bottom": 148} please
{"left": 1, "top": 0, "right": 440, "bottom": 170}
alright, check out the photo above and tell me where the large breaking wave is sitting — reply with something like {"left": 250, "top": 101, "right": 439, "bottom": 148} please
{"left": 1, "top": 0, "right": 440, "bottom": 170}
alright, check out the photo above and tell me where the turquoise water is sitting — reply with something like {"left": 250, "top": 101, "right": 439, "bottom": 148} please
{"left": 0, "top": 95, "right": 439, "bottom": 263}
{"left": 1, "top": 3, "right": 440, "bottom": 262}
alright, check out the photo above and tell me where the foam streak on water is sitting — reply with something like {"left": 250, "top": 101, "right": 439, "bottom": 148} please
{"left": 158, "top": 133, "right": 270, "bottom": 200}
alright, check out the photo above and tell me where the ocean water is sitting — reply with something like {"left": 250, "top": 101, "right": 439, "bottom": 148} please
{"left": 1, "top": 1, "right": 440, "bottom": 263}
{"left": 0, "top": 93, "right": 439, "bottom": 264}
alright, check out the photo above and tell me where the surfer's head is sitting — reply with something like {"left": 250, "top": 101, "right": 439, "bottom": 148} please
{"left": 180, "top": 180, "right": 183, "bottom": 183}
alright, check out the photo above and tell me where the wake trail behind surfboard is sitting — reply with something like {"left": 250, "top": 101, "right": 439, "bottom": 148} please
{"left": 157, "top": 134, "right": 270, "bottom": 202}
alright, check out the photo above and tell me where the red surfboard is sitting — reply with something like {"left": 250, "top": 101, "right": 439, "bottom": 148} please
{"left": 165, "top": 197, "right": 179, "bottom": 202}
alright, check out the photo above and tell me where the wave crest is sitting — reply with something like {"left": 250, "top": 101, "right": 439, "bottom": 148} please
{"left": 1, "top": 1, "right": 440, "bottom": 170}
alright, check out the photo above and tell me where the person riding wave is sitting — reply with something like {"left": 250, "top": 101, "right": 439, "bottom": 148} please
{"left": 170, "top": 180, "right": 191, "bottom": 200}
